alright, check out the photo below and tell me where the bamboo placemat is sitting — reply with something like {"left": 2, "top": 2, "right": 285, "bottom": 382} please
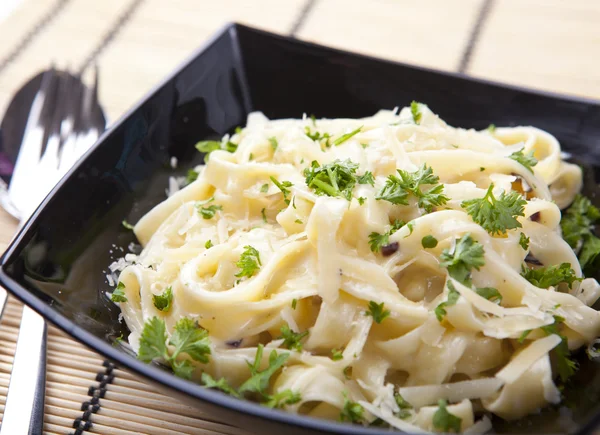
{"left": 0, "top": 0, "right": 599, "bottom": 433}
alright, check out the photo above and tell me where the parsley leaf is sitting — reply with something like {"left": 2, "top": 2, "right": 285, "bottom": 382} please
{"left": 561, "top": 194, "right": 600, "bottom": 274}
{"left": 291, "top": 299, "right": 297, "bottom": 309}
{"left": 269, "top": 176, "right": 293, "bottom": 204}
{"left": 152, "top": 286, "right": 173, "bottom": 312}
{"left": 238, "top": 344, "right": 289, "bottom": 397}
{"left": 509, "top": 150, "right": 538, "bottom": 174}
{"left": 376, "top": 165, "right": 448, "bottom": 212}
{"left": 521, "top": 263, "right": 581, "bottom": 289}
{"left": 169, "top": 317, "right": 211, "bottom": 363}
{"left": 368, "top": 220, "right": 405, "bottom": 253}
{"left": 461, "top": 184, "right": 526, "bottom": 235}
{"left": 340, "top": 393, "right": 364, "bottom": 423}
{"left": 205, "top": 240, "right": 213, "bottom": 249}
{"left": 260, "top": 183, "right": 269, "bottom": 193}
{"left": 435, "top": 281, "right": 461, "bottom": 322}
{"left": 331, "top": 349, "right": 343, "bottom": 361}
{"left": 357, "top": 197, "right": 366, "bottom": 205}
{"left": 394, "top": 393, "right": 412, "bottom": 419}
{"left": 333, "top": 126, "right": 362, "bottom": 146}
{"left": 304, "top": 159, "right": 362, "bottom": 201}
{"left": 235, "top": 245, "right": 262, "bottom": 278}
{"left": 475, "top": 287, "right": 502, "bottom": 304}
{"left": 304, "top": 126, "right": 331, "bottom": 147}
{"left": 541, "top": 316, "right": 578, "bottom": 383}
{"left": 185, "top": 169, "right": 198, "bottom": 185}
{"left": 201, "top": 372, "right": 240, "bottom": 397}
{"left": 110, "top": 282, "right": 128, "bottom": 303}
{"left": 261, "top": 208, "right": 267, "bottom": 223}
{"left": 411, "top": 101, "right": 423, "bottom": 124}
{"left": 196, "top": 199, "right": 222, "bottom": 220}
{"left": 433, "top": 399, "right": 462, "bottom": 433}
{"left": 422, "top": 235, "right": 438, "bottom": 248}
{"left": 138, "top": 317, "right": 169, "bottom": 363}
{"left": 195, "top": 140, "right": 237, "bottom": 162}
{"left": 487, "top": 124, "right": 496, "bottom": 133}
{"left": 269, "top": 137, "right": 278, "bottom": 151}
{"left": 356, "top": 171, "right": 375, "bottom": 186}
{"left": 279, "top": 325, "right": 309, "bottom": 351}
{"left": 518, "top": 329, "right": 531, "bottom": 344}
{"left": 365, "top": 301, "right": 390, "bottom": 324}
{"left": 264, "top": 389, "right": 302, "bottom": 408}
{"left": 122, "top": 220, "right": 134, "bottom": 230}
{"left": 439, "top": 234, "right": 485, "bottom": 286}
{"left": 519, "top": 233, "right": 530, "bottom": 250}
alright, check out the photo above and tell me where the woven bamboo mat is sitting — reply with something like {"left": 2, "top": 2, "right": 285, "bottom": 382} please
{"left": 0, "top": 0, "right": 599, "bottom": 433}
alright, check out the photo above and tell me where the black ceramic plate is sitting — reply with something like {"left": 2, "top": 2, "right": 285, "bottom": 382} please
{"left": 2, "top": 23, "right": 600, "bottom": 435}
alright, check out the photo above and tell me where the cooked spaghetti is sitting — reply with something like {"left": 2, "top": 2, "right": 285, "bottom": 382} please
{"left": 113, "top": 103, "right": 600, "bottom": 433}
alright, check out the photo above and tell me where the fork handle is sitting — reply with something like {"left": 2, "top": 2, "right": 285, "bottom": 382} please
{"left": 0, "top": 305, "right": 47, "bottom": 435}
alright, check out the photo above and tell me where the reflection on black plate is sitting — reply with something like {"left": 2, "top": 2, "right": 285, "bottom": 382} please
{"left": 1, "top": 23, "right": 600, "bottom": 435}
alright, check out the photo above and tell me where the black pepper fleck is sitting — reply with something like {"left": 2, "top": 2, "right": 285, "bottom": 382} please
{"left": 381, "top": 242, "right": 399, "bottom": 257}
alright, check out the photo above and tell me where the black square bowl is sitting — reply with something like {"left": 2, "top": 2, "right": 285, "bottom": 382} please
{"left": 2, "top": 23, "right": 600, "bottom": 435}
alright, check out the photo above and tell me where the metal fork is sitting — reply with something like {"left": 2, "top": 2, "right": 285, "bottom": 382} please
{"left": 0, "top": 67, "right": 105, "bottom": 434}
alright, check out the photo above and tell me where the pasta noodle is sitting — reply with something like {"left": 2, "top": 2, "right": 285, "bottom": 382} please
{"left": 114, "top": 104, "right": 600, "bottom": 433}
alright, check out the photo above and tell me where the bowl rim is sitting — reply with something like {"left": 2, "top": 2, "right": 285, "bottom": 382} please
{"left": 2, "top": 22, "right": 600, "bottom": 435}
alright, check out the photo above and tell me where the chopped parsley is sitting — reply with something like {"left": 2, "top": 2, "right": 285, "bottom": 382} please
{"left": 365, "top": 301, "right": 390, "bottom": 323}
{"left": 487, "top": 124, "right": 496, "bottom": 133}
{"left": 205, "top": 240, "right": 213, "bottom": 249}
{"left": 333, "top": 126, "right": 362, "bottom": 146}
{"left": 294, "top": 219, "right": 303, "bottom": 224}
{"left": 238, "top": 344, "right": 289, "bottom": 397}
{"left": 291, "top": 299, "right": 297, "bottom": 309}
{"left": 540, "top": 316, "right": 578, "bottom": 383}
{"left": 433, "top": 399, "right": 462, "bottom": 433}
{"left": 201, "top": 372, "right": 240, "bottom": 397}
{"left": 340, "top": 393, "right": 364, "bottom": 423}
{"left": 461, "top": 184, "right": 527, "bottom": 235}
{"left": 138, "top": 317, "right": 211, "bottom": 379}
{"left": 195, "top": 140, "right": 237, "bottom": 162}
{"left": 279, "top": 325, "right": 309, "bottom": 351}
{"left": 122, "top": 220, "right": 134, "bottom": 230}
{"left": 518, "top": 329, "right": 531, "bottom": 344}
{"left": 519, "top": 233, "right": 530, "bottom": 250}
{"left": 235, "top": 245, "right": 262, "bottom": 278}
{"left": 360, "top": 143, "right": 368, "bottom": 149}
{"left": 435, "top": 281, "right": 461, "bottom": 322}
{"left": 376, "top": 164, "right": 448, "bottom": 212}
{"left": 368, "top": 220, "right": 405, "bottom": 253}
{"left": 561, "top": 194, "right": 600, "bottom": 274}
{"left": 475, "top": 287, "right": 502, "bottom": 304}
{"left": 422, "top": 235, "right": 438, "bottom": 249}
{"left": 439, "top": 234, "right": 485, "bottom": 286}
{"left": 260, "top": 183, "right": 269, "bottom": 193}
{"left": 509, "top": 149, "right": 538, "bottom": 174}
{"left": 269, "top": 137, "right": 278, "bottom": 151}
{"left": 521, "top": 263, "right": 581, "bottom": 289}
{"left": 411, "top": 101, "right": 423, "bottom": 124}
{"left": 110, "top": 282, "right": 127, "bottom": 302}
{"left": 264, "top": 389, "right": 302, "bottom": 408}
{"left": 185, "top": 169, "right": 198, "bottom": 185}
{"left": 331, "top": 349, "right": 343, "bottom": 361}
{"left": 356, "top": 171, "right": 375, "bottom": 186}
{"left": 304, "top": 126, "right": 331, "bottom": 147}
{"left": 394, "top": 393, "right": 412, "bottom": 419}
{"left": 304, "top": 159, "right": 364, "bottom": 201}
{"left": 261, "top": 208, "right": 267, "bottom": 223}
{"left": 269, "top": 176, "right": 293, "bottom": 204}
{"left": 196, "top": 198, "right": 222, "bottom": 220}
{"left": 152, "top": 286, "right": 173, "bottom": 312}
{"left": 357, "top": 197, "right": 366, "bottom": 205}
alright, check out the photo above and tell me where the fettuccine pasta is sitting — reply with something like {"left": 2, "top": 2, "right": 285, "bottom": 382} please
{"left": 113, "top": 103, "right": 600, "bottom": 433}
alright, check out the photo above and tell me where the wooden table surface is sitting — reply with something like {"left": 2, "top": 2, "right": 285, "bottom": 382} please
{"left": 0, "top": 0, "right": 599, "bottom": 433}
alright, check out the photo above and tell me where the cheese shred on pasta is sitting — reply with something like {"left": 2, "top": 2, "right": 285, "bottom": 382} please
{"left": 115, "top": 104, "right": 600, "bottom": 433}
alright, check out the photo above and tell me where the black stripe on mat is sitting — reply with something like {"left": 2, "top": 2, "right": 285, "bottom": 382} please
{"left": 0, "top": 0, "right": 72, "bottom": 75}
{"left": 289, "top": 0, "right": 318, "bottom": 37}
{"left": 68, "top": 360, "right": 117, "bottom": 435}
{"left": 457, "top": 0, "right": 495, "bottom": 73}
{"left": 77, "top": 0, "right": 146, "bottom": 73}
